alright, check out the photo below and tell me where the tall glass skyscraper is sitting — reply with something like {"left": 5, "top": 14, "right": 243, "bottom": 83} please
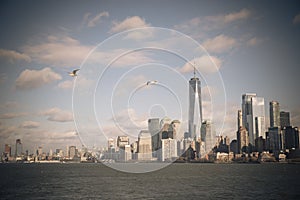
{"left": 242, "top": 94, "right": 265, "bottom": 145}
{"left": 188, "top": 70, "right": 202, "bottom": 139}
{"left": 270, "top": 101, "right": 280, "bottom": 128}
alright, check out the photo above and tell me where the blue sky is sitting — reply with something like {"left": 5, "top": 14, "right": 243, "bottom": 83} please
{"left": 0, "top": 0, "right": 300, "bottom": 153}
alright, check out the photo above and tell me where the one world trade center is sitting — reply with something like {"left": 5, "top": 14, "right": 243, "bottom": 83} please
{"left": 188, "top": 67, "right": 202, "bottom": 139}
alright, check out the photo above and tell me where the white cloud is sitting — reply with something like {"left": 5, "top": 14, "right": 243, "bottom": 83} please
{"left": 202, "top": 35, "right": 238, "bottom": 53}
{"left": 179, "top": 56, "right": 222, "bottom": 74}
{"left": 110, "top": 16, "right": 150, "bottom": 33}
{"left": 246, "top": 37, "right": 262, "bottom": 46}
{"left": 22, "top": 36, "right": 92, "bottom": 67}
{"left": 174, "top": 9, "right": 251, "bottom": 38}
{"left": 0, "top": 49, "right": 31, "bottom": 63}
{"left": 58, "top": 80, "right": 73, "bottom": 90}
{"left": 87, "top": 11, "right": 109, "bottom": 27}
{"left": 114, "top": 75, "right": 148, "bottom": 97}
{"left": 20, "top": 121, "right": 40, "bottom": 129}
{"left": 0, "top": 112, "right": 27, "bottom": 119}
{"left": 110, "top": 108, "right": 148, "bottom": 137}
{"left": 40, "top": 107, "right": 73, "bottom": 122}
{"left": 223, "top": 8, "right": 251, "bottom": 23}
{"left": 293, "top": 13, "right": 300, "bottom": 24}
{"left": 15, "top": 67, "right": 62, "bottom": 90}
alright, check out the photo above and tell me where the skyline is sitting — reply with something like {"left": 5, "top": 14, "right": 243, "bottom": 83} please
{"left": 1, "top": 1, "right": 300, "bottom": 153}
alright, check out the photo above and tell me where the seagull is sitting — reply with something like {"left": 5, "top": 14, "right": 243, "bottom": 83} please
{"left": 68, "top": 69, "right": 80, "bottom": 77}
{"left": 146, "top": 80, "right": 158, "bottom": 85}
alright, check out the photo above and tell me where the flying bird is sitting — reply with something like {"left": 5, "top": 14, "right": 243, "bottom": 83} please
{"left": 146, "top": 80, "right": 158, "bottom": 85}
{"left": 68, "top": 69, "right": 80, "bottom": 77}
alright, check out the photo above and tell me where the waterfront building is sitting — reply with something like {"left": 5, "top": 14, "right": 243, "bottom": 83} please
{"left": 270, "top": 101, "right": 280, "bottom": 128}
{"left": 69, "top": 146, "right": 77, "bottom": 159}
{"left": 15, "top": 139, "right": 22, "bottom": 157}
{"left": 237, "top": 127, "right": 249, "bottom": 153}
{"left": 282, "top": 126, "right": 299, "bottom": 150}
{"left": 4, "top": 144, "right": 11, "bottom": 157}
{"left": 161, "top": 138, "right": 177, "bottom": 161}
{"left": 119, "top": 144, "right": 132, "bottom": 162}
{"left": 266, "top": 127, "right": 281, "bottom": 152}
{"left": 188, "top": 67, "right": 202, "bottom": 139}
{"left": 137, "top": 130, "right": 152, "bottom": 161}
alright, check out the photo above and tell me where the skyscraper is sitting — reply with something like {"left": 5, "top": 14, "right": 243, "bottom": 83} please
{"left": 148, "top": 118, "right": 160, "bottom": 151}
{"left": 15, "top": 139, "right": 22, "bottom": 157}
{"left": 200, "top": 120, "right": 214, "bottom": 154}
{"left": 242, "top": 94, "right": 265, "bottom": 145}
{"left": 237, "top": 110, "right": 242, "bottom": 129}
{"left": 270, "top": 101, "right": 280, "bottom": 128}
{"left": 188, "top": 68, "right": 202, "bottom": 139}
{"left": 280, "top": 111, "right": 290, "bottom": 128}
{"left": 137, "top": 130, "right": 152, "bottom": 161}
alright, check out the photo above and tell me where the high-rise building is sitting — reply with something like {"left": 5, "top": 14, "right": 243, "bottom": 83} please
{"left": 242, "top": 94, "right": 265, "bottom": 145}
{"left": 188, "top": 68, "right": 202, "bottom": 139}
{"left": 15, "top": 139, "right": 22, "bottom": 157}
{"left": 117, "top": 136, "right": 129, "bottom": 148}
{"left": 237, "top": 110, "right": 243, "bottom": 129}
{"left": 161, "top": 138, "right": 177, "bottom": 161}
{"left": 266, "top": 127, "right": 281, "bottom": 152}
{"left": 280, "top": 111, "right": 290, "bottom": 128}
{"left": 137, "top": 130, "right": 152, "bottom": 161}
{"left": 4, "top": 144, "right": 11, "bottom": 157}
{"left": 237, "top": 127, "right": 249, "bottom": 153}
{"left": 148, "top": 118, "right": 160, "bottom": 152}
{"left": 282, "top": 126, "right": 299, "bottom": 150}
{"left": 270, "top": 101, "right": 280, "bottom": 128}
{"left": 69, "top": 146, "right": 77, "bottom": 159}
{"left": 201, "top": 120, "right": 214, "bottom": 154}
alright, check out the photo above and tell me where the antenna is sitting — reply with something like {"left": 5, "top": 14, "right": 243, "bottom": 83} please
{"left": 193, "top": 58, "right": 196, "bottom": 78}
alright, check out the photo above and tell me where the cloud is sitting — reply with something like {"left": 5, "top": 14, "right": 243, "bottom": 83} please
{"left": 15, "top": 67, "right": 62, "bottom": 90}
{"left": 202, "top": 34, "right": 238, "bottom": 53}
{"left": 223, "top": 8, "right": 251, "bottom": 23}
{"left": 19, "top": 121, "right": 40, "bottom": 129}
{"left": 179, "top": 56, "right": 222, "bottom": 74}
{"left": 110, "top": 16, "right": 150, "bottom": 33}
{"left": 0, "top": 73, "right": 6, "bottom": 84}
{"left": 246, "top": 37, "right": 262, "bottom": 46}
{"left": 87, "top": 11, "right": 109, "bottom": 27}
{"left": 0, "top": 49, "right": 31, "bottom": 63}
{"left": 114, "top": 75, "right": 148, "bottom": 97}
{"left": 0, "top": 112, "right": 27, "bottom": 119}
{"left": 110, "top": 108, "right": 148, "bottom": 137}
{"left": 174, "top": 9, "right": 251, "bottom": 38}
{"left": 22, "top": 36, "right": 92, "bottom": 67}
{"left": 293, "top": 13, "right": 300, "bottom": 24}
{"left": 41, "top": 107, "right": 73, "bottom": 122}
{"left": 58, "top": 80, "right": 73, "bottom": 90}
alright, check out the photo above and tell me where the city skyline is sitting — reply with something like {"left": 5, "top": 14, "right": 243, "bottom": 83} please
{"left": 1, "top": 1, "right": 300, "bottom": 153}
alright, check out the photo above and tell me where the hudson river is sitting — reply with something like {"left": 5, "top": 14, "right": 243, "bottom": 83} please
{"left": 0, "top": 163, "right": 299, "bottom": 199}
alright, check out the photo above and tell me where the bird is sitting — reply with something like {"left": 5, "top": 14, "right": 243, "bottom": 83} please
{"left": 146, "top": 80, "right": 158, "bottom": 85}
{"left": 68, "top": 69, "right": 80, "bottom": 77}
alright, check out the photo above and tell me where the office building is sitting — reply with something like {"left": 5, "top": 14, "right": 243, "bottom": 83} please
{"left": 69, "top": 146, "right": 77, "bottom": 159}
{"left": 117, "top": 136, "right": 129, "bottom": 148}
{"left": 270, "top": 101, "right": 280, "bottom": 128}
{"left": 242, "top": 94, "right": 265, "bottom": 145}
{"left": 161, "top": 138, "right": 177, "bottom": 161}
{"left": 280, "top": 111, "right": 290, "bottom": 128}
{"left": 4, "top": 144, "right": 11, "bottom": 157}
{"left": 282, "top": 126, "right": 299, "bottom": 150}
{"left": 201, "top": 120, "right": 214, "bottom": 154}
{"left": 237, "top": 110, "right": 242, "bottom": 129}
{"left": 188, "top": 67, "right": 202, "bottom": 139}
{"left": 237, "top": 127, "right": 249, "bottom": 153}
{"left": 15, "top": 139, "right": 22, "bottom": 157}
{"left": 148, "top": 118, "right": 160, "bottom": 152}
{"left": 137, "top": 130, "right": 152, "bottom": 160}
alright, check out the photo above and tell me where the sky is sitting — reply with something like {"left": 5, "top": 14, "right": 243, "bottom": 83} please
{"left": 0, "top": 0, "right": 300, "bottom": 154}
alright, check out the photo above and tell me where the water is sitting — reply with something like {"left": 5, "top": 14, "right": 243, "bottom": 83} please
{"left": 0, "top": 163, "right": 299, "bottom": 199}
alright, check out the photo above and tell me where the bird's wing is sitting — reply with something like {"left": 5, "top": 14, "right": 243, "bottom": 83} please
{"left": 73, "top": 69, "right": 80, "bottom": 74}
